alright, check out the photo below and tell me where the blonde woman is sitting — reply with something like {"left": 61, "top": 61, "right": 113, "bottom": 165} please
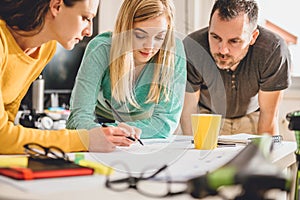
{"left": 67, "top": 0, "right": 186, "bottom": 138}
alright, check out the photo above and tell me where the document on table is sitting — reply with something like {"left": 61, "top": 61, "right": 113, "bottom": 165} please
{"left": 85, "top": 135, "right": 194, "bottom": 175}
{"left": 117, "top": 135, "right": 193, "bottom": 153}
{"left": 87, "top": 135, "right": 245, "bottom": 180}
{"left": 0, "top": 135, "right": 245, "bottom": 197}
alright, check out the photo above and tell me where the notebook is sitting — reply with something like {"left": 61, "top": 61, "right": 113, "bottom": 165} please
{"left": 0, "top": 157, "right": 94, "bottom": 180}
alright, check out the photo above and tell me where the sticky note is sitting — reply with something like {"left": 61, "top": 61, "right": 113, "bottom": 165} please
{"left": 0, "top": 156, "right": 28, "bottom": 168}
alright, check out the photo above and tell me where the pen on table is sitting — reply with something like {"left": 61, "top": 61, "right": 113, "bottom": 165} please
{"left": 102, "top": 100, "right": 144, "bottom": 146}
{"left": 217, "top": 143, "right": 236, "bottom": 147}
{"left": 190, "top": 140, "right": 236, "bottom": 147}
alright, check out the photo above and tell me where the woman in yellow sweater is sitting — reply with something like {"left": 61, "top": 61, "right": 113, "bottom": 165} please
{"left": 0, "top": 0, "right": 140, "bottom": 154}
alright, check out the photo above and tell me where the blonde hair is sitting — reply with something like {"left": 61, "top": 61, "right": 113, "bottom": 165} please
{"left": 110, "top": 0, "right": 175, "bottom": 107}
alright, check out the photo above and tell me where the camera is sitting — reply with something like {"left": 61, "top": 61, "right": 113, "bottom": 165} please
{"left": 19, "top": 110, "right": 54, "bottom": 130}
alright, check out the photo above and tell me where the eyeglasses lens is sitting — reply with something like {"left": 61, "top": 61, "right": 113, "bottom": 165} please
{"left": 26, "top": 143, "right": 47, "bottom": 158}
{"left": 107, "top": 163, "right": 131, "bottom": 191}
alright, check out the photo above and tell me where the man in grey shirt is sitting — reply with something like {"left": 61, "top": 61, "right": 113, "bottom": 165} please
{"left": 180, "top": 0, "right": 291, "bottom": 135}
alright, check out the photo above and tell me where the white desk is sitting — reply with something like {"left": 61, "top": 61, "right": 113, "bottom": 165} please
{"left": 0, "top": 135, "right": 297, "bottom": 200}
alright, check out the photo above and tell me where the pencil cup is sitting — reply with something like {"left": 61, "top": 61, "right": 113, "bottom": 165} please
{"left": 191, "top": 114, "right": 222, "bottom": 150}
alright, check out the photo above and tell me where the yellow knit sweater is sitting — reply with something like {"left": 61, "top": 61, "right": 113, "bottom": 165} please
{"left": 0, "top": 20, "right": 88, "bottom": 154}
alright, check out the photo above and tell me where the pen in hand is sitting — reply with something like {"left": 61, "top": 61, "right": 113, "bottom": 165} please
{"left": 101, "top": 123, "right": 137, "bottom": 142}
{"left": 103, "top": 100, "right": 144, "bottom": 146}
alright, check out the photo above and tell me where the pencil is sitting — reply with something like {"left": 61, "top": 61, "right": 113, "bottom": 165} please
{"left": 101, "top": 123, "right": 139, "bottom": 143}
{"left": 104, "top": 100, "right": 144, "bottom": 146}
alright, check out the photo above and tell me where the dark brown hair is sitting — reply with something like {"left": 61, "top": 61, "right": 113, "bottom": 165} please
{"left": 209, "top": 0, "right": 258, "bottom": 29}
{"left": 0, "top": 0, "right": 83, "bottom": 33}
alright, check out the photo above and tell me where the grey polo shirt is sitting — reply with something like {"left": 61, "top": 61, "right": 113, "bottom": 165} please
{"left": 183, "top": 26, "right": 291, "bottom": 118}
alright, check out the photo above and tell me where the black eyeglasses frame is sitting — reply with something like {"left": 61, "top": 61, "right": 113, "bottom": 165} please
{"left": 23, "top": 142, "right": 69, "bottom": 161}
{"left": 105, "top": 164, "right": 186, "bottom": 198}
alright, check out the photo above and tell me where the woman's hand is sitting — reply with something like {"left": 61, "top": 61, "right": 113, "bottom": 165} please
{"left": 87, "top": 124, "right": 141, "bottom": 152}
{"left": 117, "top": 122, "right": 142, "bottom": 141}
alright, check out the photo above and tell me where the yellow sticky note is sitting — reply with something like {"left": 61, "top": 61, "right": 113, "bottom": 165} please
{"left": 74, "top": 153, "right": 113, "bottom": 175}
{"left": 78, "top": 160, "right": 114, "bottom": 175}
{"left": 0, "top": 156, "right": 28, "bottom": 168}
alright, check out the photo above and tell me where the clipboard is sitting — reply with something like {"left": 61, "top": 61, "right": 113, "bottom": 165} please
{"left": 0, "top": 157, "right": 94, "bottom": 180}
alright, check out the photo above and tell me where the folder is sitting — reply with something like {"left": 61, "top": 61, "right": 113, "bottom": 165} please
{"left": 0, "top": 157, "right": 94, "bottom": 180}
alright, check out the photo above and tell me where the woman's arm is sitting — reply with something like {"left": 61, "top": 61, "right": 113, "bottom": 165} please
{"left": 66, "top": 35, "right": 110, "bottom": 130}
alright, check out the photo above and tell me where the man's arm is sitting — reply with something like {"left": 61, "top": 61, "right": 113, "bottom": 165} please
{"left": 257, "top": 90, "right": 284, "bottom": 135}
{"left": 180, "top": 91, "right": 200, "bottom": 135}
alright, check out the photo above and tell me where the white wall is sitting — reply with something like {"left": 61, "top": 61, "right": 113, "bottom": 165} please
{"left": 97, "top": 0, "right": 214, "bottom": 40}
{"left": 258, "top": 0, "right": 300, "bottom": 77}
{"left": 98, "top": 0, "right": 123, "bottom": 33}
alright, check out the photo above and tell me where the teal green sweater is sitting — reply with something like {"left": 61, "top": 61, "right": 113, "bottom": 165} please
{"left": 66, "top": 32, "right": 186, "bottom": 138}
